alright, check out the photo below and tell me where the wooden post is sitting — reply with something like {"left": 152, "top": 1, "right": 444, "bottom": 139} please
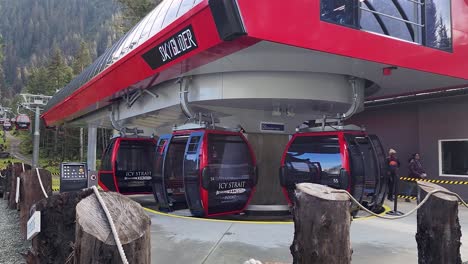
{"left": 1, "top": 168, "right": 7, "bottom": 199}
{"left": 8, "top": 163, "right": 32, "bottom": 209}
{"left": 24, "top": 189, "right": 94, "bottom": 264}
{"left": 416, "top": 181, "right": 462, "bottom": 264}
{"left": 290, "top": 183, "right": 351, "bottom": 264}
{"left": 74, "top": 191, "right": 151, "bottom": 264}
{"left": 19, "top": 169, "right": 52, "bottom": 238}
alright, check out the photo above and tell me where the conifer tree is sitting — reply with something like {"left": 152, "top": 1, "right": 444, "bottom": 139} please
{"left": 72, "top": 41, "right": 92, "bottom": 74}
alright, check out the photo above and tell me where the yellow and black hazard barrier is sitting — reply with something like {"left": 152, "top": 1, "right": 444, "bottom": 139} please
{"left": 397, "top": 194, "right": 467, "bottom": 204}
{"left": 400, "top": 177, "right": 468, "bottom": 185}
{"left": 397, "top": 194, "right": 417, "bottom": 200}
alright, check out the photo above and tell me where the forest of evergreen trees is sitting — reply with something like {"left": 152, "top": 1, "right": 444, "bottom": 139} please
{"left": 0, "top": 0, "right": 160, "bottom": 161}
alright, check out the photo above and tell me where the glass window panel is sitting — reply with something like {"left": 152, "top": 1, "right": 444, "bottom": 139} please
{"left": 360, "top": 10, "right": 385, "bottom": 35}
{"left": 286, "top": 136, "right": 342, "bottom": 178}
{"left": 363, "top": 0, "right": 412, "bottom": 41}
{"left": 380, "top": 16, "right": 412, "bottom": 41}
{"left": 440, "top": 140, "right": 468, "bottom": 176}
{"left": 321, "top": 0, "right": 358, "bottom": 28}
{"left": 178, "top": 0, "right": 196, "bottom": 16}
{"left": 127, "top": 13, "right": 155, "bottom": 51}
{"left": 101, "top": 140, "right": 115, "bottom": 171}
{"left": 164, "top": 137, "right": 187, "bottom": 188}
{"left": 118, "top": 21, "right": 145, "bottom": 57}
{"left": 207, "top": 134, "right": 253, "bottom": 166}
{"left": 111, "top": 29, "right": 136, "bottom": 63}
{"left": 187, "top": 136, "right": 201, "bottom": 153}
{"left": 140, "top": 4, "right": 164, "bottom": 42}
{"left": 162, "top": 0, "right": 183, "bottom": 28}
{"left": 425, "top": 0, "right": 452, "bottom": 51}
{"left": 148, "top": 0, "right": 174, "bottom": 37}
{"left": 116, "top": 140, "right": 156, "bottom": 172}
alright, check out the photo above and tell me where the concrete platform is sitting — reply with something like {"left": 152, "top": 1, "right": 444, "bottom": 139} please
{"left": 131, "top": 195, "right": 468, "bottom": 263}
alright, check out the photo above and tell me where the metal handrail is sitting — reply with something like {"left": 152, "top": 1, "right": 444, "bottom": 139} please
{"left": 404, "top": 0, "right": 424, "bottom": 5}
{"left": 360, "top": 7, "right": 425, "bottom": 27}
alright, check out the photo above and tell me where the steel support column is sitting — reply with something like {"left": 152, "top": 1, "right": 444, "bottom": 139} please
{"left": 32, "top": 106, "right": 40, "bottom": 168}
{"left": 87, "top": 125, "right": 97, "bottom": 171}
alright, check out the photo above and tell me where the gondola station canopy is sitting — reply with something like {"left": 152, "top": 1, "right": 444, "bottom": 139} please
{"left": 41, "top": 0, "right": 468, "bottom": 132}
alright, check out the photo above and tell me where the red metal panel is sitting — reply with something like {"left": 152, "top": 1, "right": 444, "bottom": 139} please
{"left": 112, "top": 138, "right": 121, "bottom": 193}
{"left": 338, "top": 133, "right": 351, "bottom": 192}
{"left": 42, "top": 2, "right": 259, "bottom": 126}
{"left": 236, "top": 0, "right": 468, "bottom": 80}
{"left": 97, "top": 171, "right": 112, "bottom": 191}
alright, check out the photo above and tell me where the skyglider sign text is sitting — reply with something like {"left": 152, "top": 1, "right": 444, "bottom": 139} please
{"left": 142, "top": 25, "right": 198, "bottom": 70}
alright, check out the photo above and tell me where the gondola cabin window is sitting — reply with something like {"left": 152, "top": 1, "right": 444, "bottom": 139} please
{"left": 116, "top": 140, "right": 155, "bottom": 178}
{"left": 285, "top": 136, "right": 342, "bottom": 180}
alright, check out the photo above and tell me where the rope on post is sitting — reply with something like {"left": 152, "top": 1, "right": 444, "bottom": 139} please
{"left": 330, "top": 188, "right": 468, "bottom": 220}
{"left": 91, "top": 186, "right": 129, "bottom": 264}
{"left": 36, "top": 168, "right": 48, "bottom": 199}
{"left": 21, "top": 162, "right": 25, "bottom": 172}
{"left": 15, "top": 177, "right": 20, "bottom": 204}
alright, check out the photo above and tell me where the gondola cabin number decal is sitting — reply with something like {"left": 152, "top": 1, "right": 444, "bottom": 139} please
{"left": 142, "top": 25, "right": 198, "bottom": 70}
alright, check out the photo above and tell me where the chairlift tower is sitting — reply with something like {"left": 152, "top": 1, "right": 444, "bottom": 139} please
{"left": 19, "top": 93, "right": 52, "bottom": 168}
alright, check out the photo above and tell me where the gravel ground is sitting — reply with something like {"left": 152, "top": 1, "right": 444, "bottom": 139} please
{"left": 0, "top": 197, "right": 30, "bottom": 264}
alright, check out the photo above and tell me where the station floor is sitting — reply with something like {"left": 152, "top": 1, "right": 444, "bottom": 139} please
{"left": 131, "top": 195, "right": 468, "bottom": 264}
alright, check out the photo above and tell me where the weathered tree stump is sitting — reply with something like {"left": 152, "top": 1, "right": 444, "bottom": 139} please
{"left": 74, "top": 191, "right": 151, "bottom": 264}
{"left": 19, "top": 169, "right": 52, "bottom": 238}
{"left": 8, "top": 163, "right": 31, "bottom": 209}
{"left": 290, "top": 183, "right": 351, "bottom": 264}
{"left": 416, "top": 181, "right": 462, "bottom": 264}
{"left": 24, "top": 189, "right": 94, "bottom": 264}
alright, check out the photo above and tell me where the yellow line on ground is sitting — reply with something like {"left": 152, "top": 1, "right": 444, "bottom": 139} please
{"left": 144, "top": 204, "right": 392, "bottom": 224}
{"left": 143, "top": 207, "right": 293, "bottom": 224}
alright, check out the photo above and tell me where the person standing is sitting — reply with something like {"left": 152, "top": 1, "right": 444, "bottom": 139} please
{"left": 386, "top": 149, "right": 400, "bottom": 201}
{"left": 405, "top": 153, "right": 427, "bottom": 202}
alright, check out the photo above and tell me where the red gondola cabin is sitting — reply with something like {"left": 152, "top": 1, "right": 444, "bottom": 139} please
{"left": 153, "top": 126, "right": 257, "bottom": 217}
{"left": 15, "top": 114, "right": 31, "bottom": 130}
{"left": 99, "top": 137, "right": 157, "bottom": 194}
{"left": 280, "top": 125, "right": 388, "bottom": 212}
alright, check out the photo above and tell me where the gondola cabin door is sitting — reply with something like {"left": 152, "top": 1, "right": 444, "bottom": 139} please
{"left": 200, "top": 131, "right": 257, "bottom": 217}
{"left": 154, "top": 129, "right": 257, "bottom": 217}
{"left": 183, "top": 131, "right": 204, "bottom": 216}
{"left": 99, "top": 138, "right": 117, "bottom": 191}
{"left": 153, "top": 134, "right": 172, "bottom": 210}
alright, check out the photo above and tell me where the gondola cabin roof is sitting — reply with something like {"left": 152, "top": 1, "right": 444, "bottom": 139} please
{"left": 16, "top": 114, "right": 31, "bottom": 123}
